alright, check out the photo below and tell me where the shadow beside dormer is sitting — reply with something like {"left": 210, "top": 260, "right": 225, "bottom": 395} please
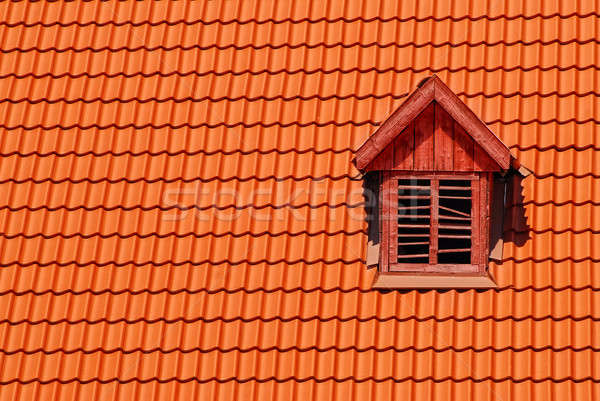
{"left": 502, "top": 173, "right": 530, "bottom": 248}
{"left": 362, "top": 171, "right": 380, "bottom": 246}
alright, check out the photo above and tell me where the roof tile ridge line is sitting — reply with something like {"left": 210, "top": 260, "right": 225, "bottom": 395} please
{"left": 0, "top": 202, "right": 366, "bottom": 212}
{"left": 504, "top": 227, "right": 600, "bottom": 235}
{"left": 0, "top": 173, "right": 596, "bottom": 186}
{"left": 3, "top": 89, "right": 599, "bottom": 105}
{"left": 508, "top": 200, "right": 600, "bottom": 207}
{"left": 0, "top": 172, "right": 596, "bottom": 187}
{"left": 0, "top": 284, "right": 597, "bottom": 297}
{"left": 2, "top": 12, "right": 600, "bottom": 28}
{"left": 532, "top": 172, "right": 600, "bottom": 179}
{"left": 0, "top": 92, "right": 409, "bottom": 104}
{"left": 0, "top": 375, "right": 598, "bottom": 385}
{"left": 2, "top": 37, "right": 600, "bottom": 53}
{"left": 0, "top": 258, "right": 366, "bottom": 268}
{"left": 1, "top": 314, "right": 598, "bottom": 326}
{"left": 0, "top": 147, "right": 356, "bottom": 158}
{"left": 0, "top": 173, "right": 364, "bottom": 184}
{"left": 1, "top": 344, "right": 598, "bottom": 356}
{"left": 1, "top": 117, "right": 599, "bottom": 131}
{"left": 0, "top": 228, "right": 368, "bottom": 240}
{"left": 511, "top": 144, "right": 600, "bottom": 151}
{"left": 0, "top": 121, "right": 377, "bottom": 130}
{"left": 6, "top": 255, "right": 599, "bottom": 268}
{"left": 501, "top": 256, "right": 600, "bottom": 263}
{"left": 2, "top": 64, "right": 600, "bottom": 79}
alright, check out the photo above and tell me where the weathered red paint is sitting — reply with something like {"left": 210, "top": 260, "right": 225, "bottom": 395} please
{"left": 365, "top": 102, "right": 501, "bottom": 173}
{"left": 356, "top": 75, "right": 512, "bottom": 171}
{"left": 363, "top": 103, "right": 503, "bottom": 275}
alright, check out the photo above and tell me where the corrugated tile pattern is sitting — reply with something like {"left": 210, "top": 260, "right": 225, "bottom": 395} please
{"left": 0, "top": 1, "right": 599, "bottom": 400}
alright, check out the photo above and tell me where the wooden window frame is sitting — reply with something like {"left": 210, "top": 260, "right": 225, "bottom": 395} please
{"left": 374, "top": 171, "right": 496, "bottom": 289}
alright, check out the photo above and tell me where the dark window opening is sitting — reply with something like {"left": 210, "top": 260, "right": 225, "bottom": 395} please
{"left": 394, "top": 177, "right": 473, "bottom": 266}
{"left": 397, "top": 179, "right": 430, "bottom": 263}
{"left": 437, "top": 179, "right": 471, "bottom": 264}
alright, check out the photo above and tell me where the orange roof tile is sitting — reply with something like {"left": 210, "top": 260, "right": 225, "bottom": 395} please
{"left": 1, "top": 1, "right": 600, "bottom": 400}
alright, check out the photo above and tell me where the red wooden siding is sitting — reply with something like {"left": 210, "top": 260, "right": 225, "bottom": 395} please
{"left": 413, "top": 102, "right": 435, "bottom": 170}
{"left": 366, "top": 102, "right": 501, "bottom": 172}
{"left": 453, "top": 122, "right": 474, "bottom": 170}
{"left": 371, "top": 100, "right": 499, "bottom": 275}
{"left": 434, "top": 105, "right": 454, "bottom": 170}
{"left": 392, "top": 122, "right": 414, "bottom": 169}
{"left": 474, "top": 143, "right": 499, "bottom": 171}
{"left": 366, "top": 144, "right": 391, "bottom": 171}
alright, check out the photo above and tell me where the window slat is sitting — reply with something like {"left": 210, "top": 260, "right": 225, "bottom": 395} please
{"left": 439, "top": 186, "right": 471, "bottom": 190}
{"left": 438, "top": 248, "right": 472, "bottom": 253}
{"left": 437, "top": 215, "right": 470, "bottom": 221}
{"left": 397, "top": 224, "right": 431, "bottom": 228}
{"left": 439, "top": 205, "right": 471, "bottom": 217}
{"left": 398, "top": 185, "right": 431, "bottom": 190}
{"left": 398, "top": 195, "right": 432, "bottom": 200}
{"left": 397, "top": 253, "right": 430, "bottom": 259}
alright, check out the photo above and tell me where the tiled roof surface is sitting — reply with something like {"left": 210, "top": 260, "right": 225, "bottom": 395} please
{"left": 1, "top": 1, "right": 599, "bottom": 400}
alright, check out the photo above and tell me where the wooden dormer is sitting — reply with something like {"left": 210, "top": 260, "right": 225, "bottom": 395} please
{"left": 363, "top": 101, "right": 502, "bottom": 173}
{"left": 355, "top": 75, "right": 511, "bottom": 173}
{"left": 355, "top": 76, "right": 513, "bottom": 289}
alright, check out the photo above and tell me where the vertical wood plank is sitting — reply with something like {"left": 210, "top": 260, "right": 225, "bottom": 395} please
{"left": 384, "top": 142, "right": 393, "bottom": 170}
{"left": 413, "top": 102, "right": 435, "bottom": 170}
{"left": 474, "top": 143, "right": 500, "bottom": 171}
{"left": 434, "top": 103, "right": 454, "bottom": 171}
{"left": 429, "top": 179, "right": 439, "bottom": 265}
{"left": 392, "top": 122, "right": 414, "bottom": 170}
{"left": 453, "top": 121, "right": 474, "bottom": 171}
{"left": 366, "top": 145, "right": 393, "bottom": 171}
{"left": 470, "top": 175, "right": 481, "bottom": 265}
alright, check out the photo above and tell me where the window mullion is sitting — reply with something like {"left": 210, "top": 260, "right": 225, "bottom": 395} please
{"left": 429, "top": 178, "right": 439, "bottom": 264}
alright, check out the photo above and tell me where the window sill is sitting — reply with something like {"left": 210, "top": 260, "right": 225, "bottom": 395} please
{"left": 372, "top": 271, "right": 497, "bottom": 289}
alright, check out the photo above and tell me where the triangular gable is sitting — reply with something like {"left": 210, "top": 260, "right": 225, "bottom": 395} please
{"left": 364, "top": 102, "right": 500, "bottom": 172}
{"left": 354, "top": 75, "right": 512, "bottom": 171}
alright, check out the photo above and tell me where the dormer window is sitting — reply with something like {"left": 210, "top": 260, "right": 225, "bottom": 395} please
{"left": 355, "top": 76, "right": 516, "bottom": 289}
{"left": 391, "top": 175, "right": 478, "bottom": 268}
